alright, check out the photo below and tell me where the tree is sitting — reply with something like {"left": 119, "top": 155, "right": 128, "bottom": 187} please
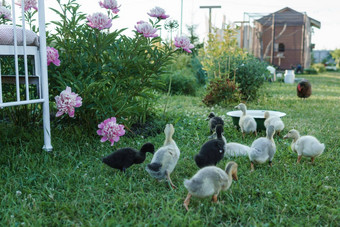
{"left": 330, "top": 49, "right": 340, "bottom": 67}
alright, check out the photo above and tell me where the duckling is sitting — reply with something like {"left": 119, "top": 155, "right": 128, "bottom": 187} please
{"left": 248, "top": 125, "right": 276, "bottom": 171}
{"left": 225, "top": 142, "right": 251, "bottom": 157}
{"left": 235, "top": 103, "right": 257, "bottom": 138}
{"left": 210, "top": 133, "right": 250, "bottom": 157}
{"left": 283, "top": 129, "right": 325, "bottom": 164}
{"left": 264, "top": 111, "right": 285, "bottom": 136}
{"left": 194, "top": 124, "right": 225, "bottom": 168}
{"left": 206, "top": 112, "right": 224, "bottom": 133}
{"left": 183, "top": 161, "right": 238, "bottom": 211}
{"left": 146, "top": 124, "right": 180, "bottom": 189}
{"left": 102, "top": 143, "right": 155, "bottom": 172}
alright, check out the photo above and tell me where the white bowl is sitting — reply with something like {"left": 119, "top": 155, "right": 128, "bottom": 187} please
{"left": 227, "top": 110, "right": 286, "bottom": 130}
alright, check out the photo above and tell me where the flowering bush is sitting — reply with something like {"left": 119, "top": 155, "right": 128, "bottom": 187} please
{"left": 47, "top": 47, "right": 60, "bottom": 66}
{"left": 55, "top": 86, "right": 82, "bottom": 118}
{"left": 135, "top": 21, "right": 158, "bottom": 38}
{"left": 147, "top": 6, "right": 169, "bottom": 20}
{"left": 0, "top": 6, "right": 12, "bottom": 21}
{"left": 99, "top": 0, "right": 120, "bottom": 14}
{"left": 15, "top": 0, "right": 38, "bottom": 12}
{"left": 87, "top": 12, "right": 112, "bottom": 30}
{"left": 97, "top": 117, "right": 125, "bottom": 146}
{"left": 47, "top": 1, "right": 193, "bottom": 131}
{"left": 174, "top": 35, "right": 194, "bottom": 53}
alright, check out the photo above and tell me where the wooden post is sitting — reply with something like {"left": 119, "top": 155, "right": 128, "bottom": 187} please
{"left": 270, "top": 13, "right": 276, "bottom": 64}
{"left": 200, "top": 6, "right": 221, "bottom": 35}
{"left": 234, "top": 21, "right": 249, "bottom": 49}
{"left": 301, "top": 14, "right": 306, "bottom": 68}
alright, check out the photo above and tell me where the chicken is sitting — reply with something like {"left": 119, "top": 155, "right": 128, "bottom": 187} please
{"left": 297, "top": 79, "right": 312, "bottom": 99}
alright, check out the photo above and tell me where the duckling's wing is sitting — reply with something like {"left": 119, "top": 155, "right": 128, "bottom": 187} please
{"left": 243, "top": 116, "right": 257, "bottom": 132}
{"left": 151, "top": 145, "right": 179, "bottom": 171}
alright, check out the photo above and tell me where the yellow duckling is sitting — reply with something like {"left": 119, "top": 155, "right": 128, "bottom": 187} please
{"left": 283, "top": 129, "right": 325, "bottom": 163}
{"left": 235, "top": 103, "right": 257, "bottom": 138}
{"left": 264, "top": 111, "right": 284, "bottom": 136}
{"left": 183, "top": 161, "right": 238, "bottom": 211}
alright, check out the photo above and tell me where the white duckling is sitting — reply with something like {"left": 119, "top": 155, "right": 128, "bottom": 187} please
{"left": 264, "top": 111, "right": 284, "bottom": 136}
{"left": 283, "top": 129, "right": 325, "bottom": 164}
{"left": 248, "top": 125, "right": 276, "bottom": 171}
{"left": 146, "top": 124, "right": 180, "bottom": 189}
{"left": 210, "top": 132, "right": 250, "bottom": 157}
{"left": 235, "top": 103, "right": 257, "bottom": 138}
{"left": 183, "top": 161, "right": 238, "bottom": 211}
{"left": 225, "top": 142, "right": 251, "bottom": 157}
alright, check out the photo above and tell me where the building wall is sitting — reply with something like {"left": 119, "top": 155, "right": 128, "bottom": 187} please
{"left": 261, "top": 25, "right": 303, "bottom": 69}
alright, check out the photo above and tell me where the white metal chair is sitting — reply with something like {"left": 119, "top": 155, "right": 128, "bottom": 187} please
{"left": 0, "top": 0, "right": 52, "bottom": 151}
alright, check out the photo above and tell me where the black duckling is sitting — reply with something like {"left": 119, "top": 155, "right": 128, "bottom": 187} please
{"left": 194, "top": 124, "right": 225, "bottom": 168}
{"left": 206, "top": 112, "right": 224, "bottom": 133}
{"left": 102, "top": 143, "right": 155, "bottom": 172}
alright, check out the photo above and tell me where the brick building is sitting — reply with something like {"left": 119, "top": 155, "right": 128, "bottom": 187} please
{"left": 244, "top": 7, "right": 321, "bottom": 70}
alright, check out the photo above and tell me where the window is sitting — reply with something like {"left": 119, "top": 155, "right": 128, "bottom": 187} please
{"left": 278, "top": 43, "right": 285, "bottom": 52}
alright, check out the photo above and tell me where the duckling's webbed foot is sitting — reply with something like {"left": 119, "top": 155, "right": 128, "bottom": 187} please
{"left": 166, "top": 171, "right": 177, "bottom": 189}
{"left": 296, "top": 155, "right": 302, "bottom": 164}
{"left": 311, "top": 157, "right": 315, "bottom": 163}
{"left": 212, "top": 194, "right": 218, "bottom": 203}
{"left": 269, "top": 161, "right": 273, "bottom": 167}
{"left": 250, "top": 162, "right": 255, "bottom": 172}
{"left": 183, "top": 193, "right": 191, "bottom": 211}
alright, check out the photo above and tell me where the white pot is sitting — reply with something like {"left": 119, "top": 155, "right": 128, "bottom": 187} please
{"left": 284, "top": 70, "right": 295, "bottom": 84}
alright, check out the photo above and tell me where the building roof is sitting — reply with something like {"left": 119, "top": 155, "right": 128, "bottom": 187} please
{"left": 255, "top": 7, "right": 321, "bottom": 28}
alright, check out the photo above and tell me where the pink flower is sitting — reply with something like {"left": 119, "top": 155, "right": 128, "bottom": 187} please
{"left": 15, "top": 0, "right": 38, "bottom": 12}
{"left": 99, "top": 0, "right": 120, "bottom": 14}
{"left": 174, "top": 35, "right": 195, "bottom": 53}
{"left": 147, "top": 6, "right": 169, "bottom": 19}
{"left": 55, "top": 86, "right": 82, "bottom": 118}
{"left": 0, "top": 6, "right": 12, "bottom": 20}
{"left": 135, "top": 21, "right": 158, "bottom": 38}
{"left": 97, "top": 117, "right": 125, "bottom": 146}
{"left": 87, "top": 12, "right": 112, "bottom": 30}
{"left": 47, "top": 47, "right": 60, "bottom": 66}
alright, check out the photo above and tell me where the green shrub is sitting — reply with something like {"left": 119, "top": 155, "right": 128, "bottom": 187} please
{"left": 312, "top": 63, "right": 326, "bottom": 73}
{"left": 199, "top": 26, "right": 269, "bottom": 102}
{"left": 202, "top": 78, "right": 240, "bottom": 106}
{"left": 161, "top": 69, "right": 198, "bottom": 96}
{"left": 191, "top": 56, "right": 207, "bottom": 85}
{"left": 303, "top": 68, "right": 317, "bottom": 74}
{"left": 47, "top": 0, "right": 177, "bottom": 129}
{"left": 160, "top": 53, "right": 200, "bottom": 96}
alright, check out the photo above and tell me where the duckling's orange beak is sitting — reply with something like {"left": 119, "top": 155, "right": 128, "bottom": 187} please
{"left": 232, "top": 173, "right": 238, "bottom": 181}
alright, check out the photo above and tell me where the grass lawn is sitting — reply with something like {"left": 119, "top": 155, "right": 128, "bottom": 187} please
{"left": 1, "top": 72, "right": 339, "bottom": 226}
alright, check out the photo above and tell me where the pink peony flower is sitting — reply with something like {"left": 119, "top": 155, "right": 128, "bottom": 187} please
{"left": 174, "top": 35, "right": 195, "bottom": 53}
{"left": 99, "top": 0, "right": 120, "bottom": 14}
{"left": 0, "top": 6, "right": 12, "bottom": 20}
{"left": 55, "top": 86, "right": 82, "bottom": 118}
{"left": 135, "top": 21, "right": 158, "bottom": 38}
{"left": 47, "top": 47, "right": 60, "bottom": 66}
{"left": 15, "top": 0, "right": 38, "bottom": 12}
{"left": 97, "top": 117, "right": 125, "bottom": 146}
{"left": 87, "top": 12, "right": 112, "bottom": 30}
{"left": 147, "top": 6, "right": 169, "bottom": 19}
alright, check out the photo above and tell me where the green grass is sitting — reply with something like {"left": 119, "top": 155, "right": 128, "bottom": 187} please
{"left": 1, "top": 72, "right": 339, "bottom": 226}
